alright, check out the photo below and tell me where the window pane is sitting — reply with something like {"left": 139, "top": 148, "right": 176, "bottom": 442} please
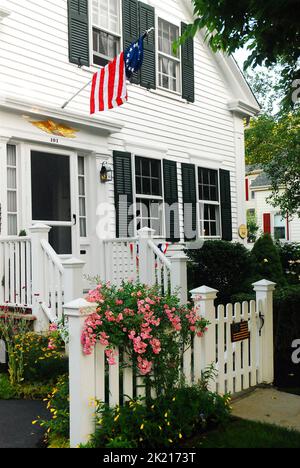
{"left": 93, "top": 28, "right": 120, "bottom": 61}
{"left": 158, "top": 18, "right": 179, "bottom": 57}
{"left": 78, "top": 157, "right": 85, "bottom": 176}
{"left": 7, "top": 168, "right": 16, "bottom": 189}
{"left": 80, "top": 219, "right": 87, "bottom": 238}
{"left": 7, "top": 191, "right": 17, "bottom": 212}
{"left": 7, "top": 145, "right": 16, "bottom": 166}
{"left": 136, "top": 176, "right": 141, "bottom": 194}
{"left": 79, "top": 198, "right": 86, "bottom": 217}
{"left": 78, "top": 178, "right": 85, "bottom": 196}
{"left": 8, "top": 214, "right": 17, "bottom": 236}
{"left": 142, "top": 177, "right": 151, "bottom": 195}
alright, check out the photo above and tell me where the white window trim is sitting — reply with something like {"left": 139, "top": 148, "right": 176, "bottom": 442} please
{"left": 90, "top": 0, "right": 123, "bottom": 67}
{"left": 7, "top": 144, "right": 18, "bottom": 236}
{"left": 133, "top": 155, "right": 166, "bottom": 239}
{"left": 156, "top": 16, "right": 182, "bottom": 96}
{"left": 78, "top": 156, "right": 88, "bottom": 239}
{"left": 196, "top": 166, "right": 222, "bottom": 239}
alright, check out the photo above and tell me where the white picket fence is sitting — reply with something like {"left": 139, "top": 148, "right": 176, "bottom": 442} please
{"left": 65, "top": 279, "right": 275, "bottom": 447}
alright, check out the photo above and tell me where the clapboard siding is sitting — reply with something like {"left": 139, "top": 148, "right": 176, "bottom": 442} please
{"left": 0, "top": 0, "right": 246, "bottom": 242}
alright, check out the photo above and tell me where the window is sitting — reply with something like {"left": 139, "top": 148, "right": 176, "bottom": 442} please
{"left": 135, "top": 157, "right": 164, "bottom": 236}
{"left": 158, "top": 18, "right": 181, "bottom": 93}
{"left": 92, "top": 0, "right": 121, "bottom": 66}
{"left": 7, "top": 145, "right": 18, "bottom": 236}
{"left": 78, "top": 156, "right": 87, "bottom": 238}
{"left": 274, "top": 213, "right": 286, "bottom": 240}
{"left": 251, "top": 190, "right": 255, "bottom": 200}
{"left": 198, "top": 168, "right": 220, "bottom": 237}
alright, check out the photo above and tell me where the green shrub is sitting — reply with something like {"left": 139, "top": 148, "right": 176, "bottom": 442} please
{"left": 36, "top": 374, "right": 69, "bottom": 440}
{"left": 14, "top": 332, "right": 68, "bottom": 383}
{"left": 276, "top": 241, "right": 300, "bottom": 284}
{"left": 187, "top": 241, "right": 255, "bottom": 304}
{"left": 251, "top": 234, "right": 287, "bottom": 286}
{"left": 88, "top": 386, "right": 231, "bottom": 449}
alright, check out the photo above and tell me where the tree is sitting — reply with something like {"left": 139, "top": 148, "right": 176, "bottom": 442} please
{"left": 251, "top": 234, "right": 287, "bottom": 287}
{"left": 184, "top": 0, "right": 300, "bottom": 108}
{"left": 245, "top": 111, "right": 300, "bottom": 217}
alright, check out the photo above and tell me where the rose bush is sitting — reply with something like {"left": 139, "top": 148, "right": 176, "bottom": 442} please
{"left": 81, "top": 281, "right": 209, "bottom": 393}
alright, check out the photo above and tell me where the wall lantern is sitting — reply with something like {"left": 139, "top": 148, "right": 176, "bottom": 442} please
{"left": 100, "top": 162, "right": 113, "bottom": 183}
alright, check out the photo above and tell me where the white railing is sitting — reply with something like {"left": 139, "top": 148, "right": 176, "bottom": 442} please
{"left": 40, "top": 239, "right": 64, "bottom": 322}
{"left": 0, "top": 236, "right": 32, "bottom": 308}
{"left": 147, "top": 239, "right": 171, "bottom": 296}
{"left": 0, "top": 224, "right": 85, "bottom": 331}
{"left": 65, "top": 279, "right": 276, "bottom": 447}
{"left": 103, "top": 228, "right": 188, "bottom": 304}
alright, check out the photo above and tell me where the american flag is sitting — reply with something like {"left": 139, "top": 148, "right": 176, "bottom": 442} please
{"left": 90, "top": 36, "right": 144, "bottom": 114}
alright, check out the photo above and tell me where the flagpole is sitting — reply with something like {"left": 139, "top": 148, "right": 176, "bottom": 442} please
{"left": 61, "top": 79, "right": 92, "bottom": 109}
{"left": 61, "top": 27, "right": 155, "bottom": 110}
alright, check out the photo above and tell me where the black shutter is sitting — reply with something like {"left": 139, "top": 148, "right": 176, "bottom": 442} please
{"left": 139, "top": 2, "right": 156, "bottom": 89}
{"left": 122, "top": 0, "right": 140, "bottom": 85}
{"left": 113, "top": 152, "right": 134, "bottom": 238}
{"left": 68, "top": 0, "right": 90, "bottom": 67}
{"left": 163, "top": 160, "right": 180, "bottom": 242}
{"left": 219, "top": 169, "right": 233, "bottom": 241}
{"left": 181, "top": 163, "right": 197, "bottom": 241}
{"left": 181, "top": 23, "right": 195, "bottom": 103}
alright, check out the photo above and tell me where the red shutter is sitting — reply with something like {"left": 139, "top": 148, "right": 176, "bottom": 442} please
{"left": 245, "top": 178, "right": 249, "bottom": 201}
{"left": 263, "top": 213, "right": 271, "bottom": 234}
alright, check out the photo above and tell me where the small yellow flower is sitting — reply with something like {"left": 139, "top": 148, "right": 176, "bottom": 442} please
{"left": 172, "top": 397, "right": 176, "bottom": 402}
{"left": 179, "top": 433, "right": 183, "bottom": 439}
{"left": 168, "top": 439, "right": 173, "bottom": 444}
{"left": 164, "top": 412, "right": 168, "bottom": 418}
{"left": 32, "top": 421, "right": 37, "bottom": 425}
{"left": 114, "top": 414, "right": 120, "bottom": 422}
{"left": 140, "top": 424, "right": 144, "bottom": 430}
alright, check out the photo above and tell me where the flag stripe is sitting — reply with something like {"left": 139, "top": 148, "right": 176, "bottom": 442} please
{"left": 90, "top": 51, "right": 128, "bottom": 113}
{"left": 90, "top": 73, "right": 97, "bottom": 114}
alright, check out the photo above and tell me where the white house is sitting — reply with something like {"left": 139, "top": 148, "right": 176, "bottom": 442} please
{"left": 246, "top": 166, "right": 300, "bottom": 243}
{"left": 0, "top": 0, "right": 259, "bottom": 328}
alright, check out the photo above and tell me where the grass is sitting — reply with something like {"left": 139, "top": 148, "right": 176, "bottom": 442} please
{"left": 0, "top": 373, "right": 16, "bottom": 399}
{"left": 185, "top": 418, "right": 300, "bottom": 448}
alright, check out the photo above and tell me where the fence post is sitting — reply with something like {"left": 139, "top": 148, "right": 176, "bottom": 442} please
{"left": 190, "top": 285, "right": 218, "bottom": 390}
{"left": 61, "top": 258, "right": 86, "bottom": 303}
{"left": 64, "top": 298, "right": 97, "bottom": 448}
{"left": 138, "top": 227, "right": 155, "bottom": 286}
{"left": 253, "top": 279, "right": 276, "bottom": 385}
{"left": 170, "top": 252, "right": 188, "bottom": 304}
{"left": 28, "top": 223, "right": 51, "bottom": 332}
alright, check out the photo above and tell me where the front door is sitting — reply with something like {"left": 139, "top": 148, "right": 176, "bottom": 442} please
{"left": 31, "top": 150, "right": 77, "bottom": 255}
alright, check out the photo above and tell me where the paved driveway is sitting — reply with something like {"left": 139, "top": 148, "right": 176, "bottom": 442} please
{"left": 0, "top": 400, "right": 49, "bottom": 448}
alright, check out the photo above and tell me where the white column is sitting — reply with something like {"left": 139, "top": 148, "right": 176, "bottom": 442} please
{"left": 233, "top": 115, "right": 247, "bottom": 245}
{"left": 61, "top": 258, "right": 85, "bottom": 303}
{"left": 65, "top": 298, "right": 97, "bottom": 448}
{"left": 170, "top": 252, "right": 188, "bottom": 304}
{"left": 138, "top": 227, "right": 155, "bottom": 286}
{"left": 253, "top": 279, "right": 276, "bottom": 384}
{"left": 190, "top": 285, "right": 218, "bottom": 390}
{"left": 29, "top": 223, "right": 51, "bottom": 332}
{"left": 0, "top": 137, "right": 9, "bottom": 237}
